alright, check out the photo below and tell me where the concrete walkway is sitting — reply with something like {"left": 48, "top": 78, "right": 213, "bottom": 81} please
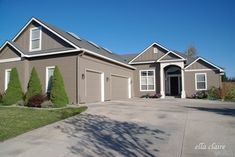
{"left": 0, "top": 98, "right": 235, "bottom": 157}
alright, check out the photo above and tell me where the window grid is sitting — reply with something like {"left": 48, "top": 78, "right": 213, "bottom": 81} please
{"left": 140, "top": 70, "right": 155, "bottom": 91}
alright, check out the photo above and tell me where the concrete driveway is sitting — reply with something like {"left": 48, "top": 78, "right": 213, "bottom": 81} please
{"left": 0, "top": 98, "right": 235, "bottom": 157}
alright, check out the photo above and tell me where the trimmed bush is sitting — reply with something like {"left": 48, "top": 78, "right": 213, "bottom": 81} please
{"left": 208, "top": 87, "right": 221, "bottom": 100}
{"left": 50, "top": 66, "right": 69, "bottom": 107}
{"left": 27, "top": 94, "right": 48, "bottom": 108}
{"left": 25, "top": 67, "right": 42, "bottom": 102}
{"left": 191, "top": 91, "right": 208, "bottom": 99}
{"left": 224, "top": 87, "right": 235, "bottom": 101}
{"left": 2, "top": 68, "right": 23, "bottom": 105}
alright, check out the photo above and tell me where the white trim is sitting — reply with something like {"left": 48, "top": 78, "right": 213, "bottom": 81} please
{"left": 128, "top": 77, "right": 131, "bottom": 98}
{"left": 0, "top": 57, "right": 21, "bottom": 63}
{"left": 85, "top": 68, "right": 104, "bottom": 102}
{"left": 12, "top": 18, "right": 79, "bottom": 49}
{"left": 24, "top": 49, "right": 79, "bottom": 57}
{"left": 157, "top": 51, "right": 186, "bottom": 62}
{"left": 185, "top": 68, "right": 218, "bottom": 72}
{"left": 45, "top": 66, "right": 55, "bottom": 93}
{"left": 129, "top": 61, "right": 156, "bottom": 65}
{"left": 5, "top": 69, "right": 12, "bottom": 91}
{"left": 195, "top": 73, "right": 207, "bottom": 91}
{"left": 0, "top": 41, "right": 24, "bottom": 57}
{"left": 158, "top": 59, "right": 185, "bottom": 63}
{"left": 139, "top": 69, "right": 156, "bottom": 92}
{"left": 129, "top": 42, "right": 169, "bottom": 64}
{"left": 29, "top": 27, "right": 42, "bottom": 51}
{"left": 185, "top": 57, "right": 224, "bottom": 72}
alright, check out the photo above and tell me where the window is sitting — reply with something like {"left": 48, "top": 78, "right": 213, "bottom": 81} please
{"left": 195, "top": 73, "right": 207, "bottom": 90}
{"left": 140, "top": 70, "right": 155, "bottom": 91}
{"left": 5, "top": 69, "right": 11, "bottom": 90}
{"left": 153, "top": 47, "right": 158, "bottom": 53}
{"left": 46, "top": 66, "right": 55, "bottom": 92}
{"left": 30, "top": 27, "right": 41, "bottom": 51}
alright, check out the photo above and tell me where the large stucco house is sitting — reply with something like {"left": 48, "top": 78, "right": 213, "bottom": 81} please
{"left": 0, "top": 17, "right": 224, "bottom": 104}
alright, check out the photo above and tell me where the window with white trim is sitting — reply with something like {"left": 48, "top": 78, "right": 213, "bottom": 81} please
{"left": 195, "top": 73, "right": 207, "bottom": 90}
{"left": 5, "top": 69, "right": 11, "bottom": 90}
{"left": 140, "top": 70, "right": 155, "bottom": 91}
{"left": 46, "top": 66, "right": 55, "bottom": 92}
{"left": 30, "top": 27, "right": 41, "bottom": 51}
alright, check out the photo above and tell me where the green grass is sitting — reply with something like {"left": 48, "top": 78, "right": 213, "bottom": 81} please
{"left": 0, "top": 106, "right": 87, "bottom": 141}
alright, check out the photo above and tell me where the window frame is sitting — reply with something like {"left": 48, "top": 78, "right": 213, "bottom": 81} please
{"left": 139, "top": 69, "right": 156, "bottom": 91}
{"left": 5, "top": 69, "right": 12, "bottom": 91}
{"left": 45, "top": 66, "right": 55, "bottom": 93}
{"left": 195, "top": 73, "right": 207, "bottom": 90}
{"left": 29, "top": 27, "right": 42, "bottom": 51}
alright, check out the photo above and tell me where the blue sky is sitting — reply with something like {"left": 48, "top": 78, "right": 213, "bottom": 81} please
{"left": 0, "top": 0, "right": 234, "bottom": 77}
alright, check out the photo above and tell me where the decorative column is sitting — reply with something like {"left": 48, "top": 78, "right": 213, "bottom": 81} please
{"left": 160, "top": 64, "right": 165, "bottom": 98}
{"left": 181, "top": 68, "right": 186, "bottom": 98}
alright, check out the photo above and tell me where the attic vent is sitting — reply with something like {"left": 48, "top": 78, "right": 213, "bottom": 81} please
{"left": 67, "top": 32, "right": 81, "bottom": 40}
{"left": 102, "top": 47, "right": 112, "bottom": 53}
{"left": 87, "top": 40, "right": 100, "bottom": 49}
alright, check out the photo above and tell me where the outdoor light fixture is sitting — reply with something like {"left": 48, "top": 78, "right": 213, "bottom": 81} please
{"left": 82, "top": 74, "right": 85, "bottom": 79}
{"left": 106, "top": 77, "right": 109, "bottom": 82}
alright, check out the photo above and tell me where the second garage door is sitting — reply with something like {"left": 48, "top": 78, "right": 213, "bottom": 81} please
{"left": 86, "top": 70, "right": 102, "bottom": 103}
{"left": 111, "top": 75, "right": 129, "bottom": 100}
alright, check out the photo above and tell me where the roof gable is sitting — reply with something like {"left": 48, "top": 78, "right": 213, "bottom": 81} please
{"left": 129, "top": 42, "right": 169, "bottom": 64}
{"left": 12, "top": 17, "right": 79, "bottom": 49}
{"left": 157, "top": 51, "right": 185, "bottom": 62}
{"left": 185, "top": 57, "right": 224, "bottom": 72}
{"left": 0, "top": 41, "right": 24, "bottom": 57}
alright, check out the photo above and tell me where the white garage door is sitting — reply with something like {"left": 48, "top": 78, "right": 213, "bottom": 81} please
{"left": 86, "top": 70, "right": 103, "bottom": 103}
{"left": 111, "top": 75, "right": 129, "bottom": 100}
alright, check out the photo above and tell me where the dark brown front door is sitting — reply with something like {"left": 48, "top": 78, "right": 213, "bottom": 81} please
{"left": 170, "top": 77, "right": 179, "bottom": 96}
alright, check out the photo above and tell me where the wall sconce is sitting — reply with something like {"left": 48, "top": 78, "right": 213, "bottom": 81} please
{"left": 106, "top": 77, "right": 109, "bottom": 82}
{"left": 82, "top": 74, "right": 85, "bottom": 79}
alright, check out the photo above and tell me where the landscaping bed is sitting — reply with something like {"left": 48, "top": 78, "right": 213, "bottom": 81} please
{"left": 0, "top": 106, "right": 87, "bottom": 141}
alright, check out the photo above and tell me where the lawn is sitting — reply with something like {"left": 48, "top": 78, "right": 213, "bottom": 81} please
{"left": 0, "top": 106, "right": 87, "bottom": 141}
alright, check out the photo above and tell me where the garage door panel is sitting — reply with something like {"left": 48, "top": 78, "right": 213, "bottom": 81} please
{"left": 86, "top": 70, "right": 101, "bottom": 103}
{"left": 111, "top": 75, "right": 128, "bottom": 100}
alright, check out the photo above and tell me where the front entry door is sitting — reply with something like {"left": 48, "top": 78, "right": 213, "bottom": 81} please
{"left": 170, "top": 77, "right": 179, "bottom": 96}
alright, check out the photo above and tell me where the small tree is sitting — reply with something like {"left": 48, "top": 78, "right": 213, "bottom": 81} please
{"left": 50, "top": 66, "right": 69, "bottom": 107}
{"left": 2, "top": 68, "right": 23, "bottom": 105}
{"left": 185, "top": 45, "right": 197, "bottom": 58}
{"left": 25, "top": 67, "right": 42, "bottom": 102}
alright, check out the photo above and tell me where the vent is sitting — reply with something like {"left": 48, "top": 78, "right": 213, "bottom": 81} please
{"left": 67, "top": 32, "right": 81, "bottom": 40}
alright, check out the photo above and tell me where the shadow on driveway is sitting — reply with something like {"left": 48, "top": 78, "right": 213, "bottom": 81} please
{"left": 56, "top": 113, "right": 167, "bottom": 157}
{"left": 185, "top": 106, "right": 235, "bottom": 117}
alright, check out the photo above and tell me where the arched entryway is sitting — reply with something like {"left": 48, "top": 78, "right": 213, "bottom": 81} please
{"left": 165, "top": 65, "right": 181, "bottom": 97}
{"left": 160, "top": 61, "right": 186, "bottom": 98}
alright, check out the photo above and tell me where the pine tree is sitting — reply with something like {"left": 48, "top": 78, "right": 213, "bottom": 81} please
{"left": 2, "top": 68, "right": 23, "bottom": 105}
{"left": 25, "top": 67, "right": 42, "bottom": 102}
{"left": 50, "top": 66, "right": 69, "bottom": 107}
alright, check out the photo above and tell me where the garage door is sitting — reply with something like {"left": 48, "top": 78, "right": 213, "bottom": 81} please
{"left": 86, "top": 70, "right": 102, "bottom": 103}
{"left": 111, "top": 75, "right": 129, "bottom": 100}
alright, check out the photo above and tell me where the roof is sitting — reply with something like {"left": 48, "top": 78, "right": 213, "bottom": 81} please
{"left": 120, "top": 53, "right": 138, "bottom": 62}
{"left": 0, "top": 17, "right": 135, "bottom": 69}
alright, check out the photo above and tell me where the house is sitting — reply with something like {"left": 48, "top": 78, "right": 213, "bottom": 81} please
{"left": 0, "top": 17, "right": 224, "bottom": 104}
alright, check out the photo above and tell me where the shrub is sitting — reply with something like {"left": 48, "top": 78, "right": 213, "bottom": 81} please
{"left": 140, "top": 94, "right": 150, "bottom": 98}
{"left": 16, "top": 100, "right": 25, "bottom": 106}
{"left": 41, "top": 100, "right": 54, "bottom": 108}
{"left": 224, "top": 87, "right": 235, "bottom": 101}
{"left": 50, "top": 66, "right": 69, "bottom": 107}
{"left": 207, "top": 87, "right": 221, "bottom": 100}
{"left": 2, "top": 68, "right": 24, "bottom": 105}
{"left": 149, "top": 93, "right": 162, "bottom": 98}
{"left": 191, "top": 91, "right": 207, "bottom": 99}
{"left": 27, "top": 94, "right": 48, "bottom": 108}
{"left": 25, "top": 67, "right": 42, "bottom": 103}
{"left": 0, "top": 93, "right": 2, "bottom": 103}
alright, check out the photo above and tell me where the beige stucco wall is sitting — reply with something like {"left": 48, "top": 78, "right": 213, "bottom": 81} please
{"left": 28, "top": 54, "right": 78, "bottom": 104}
{"left": 185, "top": 70, "right": 221, "bottom": 97}
{"left": 132, "top": 63, "right": 160, "bottom": 97}
{"left": 14, "top": 22, "right": 72, "bottom": 52}
{"left": 0, "top": 45, "right": 21, "bottom": 59}
{"left": 79, "top": 54, "right": 134, "bottom": 103}
{"left": 133, "top": 46, "right": 167, "bottom": 62}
